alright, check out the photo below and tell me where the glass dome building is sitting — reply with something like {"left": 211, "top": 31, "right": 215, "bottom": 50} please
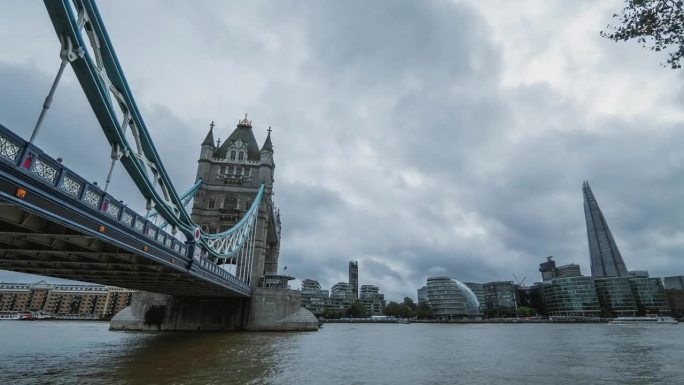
{"left": 426, "top": 277, "right": 482, "bottom": 320}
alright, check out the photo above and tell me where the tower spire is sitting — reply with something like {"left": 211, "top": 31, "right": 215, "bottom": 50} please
{"left": 583, "top": 181, "right": 629, "bottom": 277}
{"left": 261, "top": 126, "right": 273, "bottom": 152}
{"left": 201, "top": 121, "right": 215, "bottom": 147}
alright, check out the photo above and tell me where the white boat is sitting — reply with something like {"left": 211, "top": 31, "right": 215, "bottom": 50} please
{"left": 0, "top": 313, "right": 23, "bottom": 320}
{"left": 609, "top": 316, "right": 678, "bottom": 325}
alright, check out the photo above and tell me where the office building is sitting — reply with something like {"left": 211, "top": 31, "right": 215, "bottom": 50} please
{"left": 556, "top": 264, "right": 581, "bottom": 278}
{"left": 425, "top": 277, "right": 481, "bottom": 320}
{"left": 483, "top": 281, "right": 517, "bottom": 315}
{"left": 594, "top": 277, "right": 638, "bottom": 316}
{"left": 542, "top": 276, "right": 601, "bottom": 317}
{"left": 583, "top": 181, "right": 629, "bottom": 277}
{"left": 663, "top": 276, "right": 684, "bottom": 290}
{"left": 629, "top": 277, "right": 671, "bottom": 315}
{"left": 417, "top": 286, "right": 428, "bottom": 303}
{"left": 539, "top": 257, "right": 557, "bottom": 282}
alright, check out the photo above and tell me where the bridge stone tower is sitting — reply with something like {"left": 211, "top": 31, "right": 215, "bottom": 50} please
{"left": 110, "top": 117, "right": 316, "bottom": 332}
{"left": 191, "top": 116, "right": 280, "bottom": 286}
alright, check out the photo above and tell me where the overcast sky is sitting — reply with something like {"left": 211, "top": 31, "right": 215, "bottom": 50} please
{"left": 1, "top": 0, "right": 683, "bottom": 301}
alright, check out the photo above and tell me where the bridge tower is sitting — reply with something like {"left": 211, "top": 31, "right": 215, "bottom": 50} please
{"left": 192, "top": 117, "right": 280, "bottom": 286}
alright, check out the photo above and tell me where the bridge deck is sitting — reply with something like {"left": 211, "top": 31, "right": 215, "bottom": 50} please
{"left": 0, "top": 124, "right": 250, "bottom": 297}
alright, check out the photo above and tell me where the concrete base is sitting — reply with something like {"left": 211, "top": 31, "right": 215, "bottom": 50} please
{"left": 110, "top": 291, "right": 248, "bottom": 331}
{"left": 246, "top": 287, "right": 319, "bottom": 331}
{"left": 110, "top": 289, "right": 318, "bottom": 332}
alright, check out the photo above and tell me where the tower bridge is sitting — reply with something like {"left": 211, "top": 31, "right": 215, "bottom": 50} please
{"left": 0, "top": 0, "right": 316, "bottom": 331}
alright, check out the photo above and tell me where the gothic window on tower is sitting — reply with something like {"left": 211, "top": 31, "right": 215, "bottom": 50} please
{"left": 230, "top": 151, "right": 236, "bottom": 161}
{"left": 224, "top": 196, "right": 237, "bottom": 210}
{"left": 244, "top": 168, "right": 250, "bottom": 177}
{"left": 238, "top": 152, "right": 244, "bottom": 161}
{"left": 228, "top": 166, "right": 234, "bottom": 175}
{"left": 245, "top": 199, "right": 252, "bottom": 210}
{"left": 219, "top": 165, "right": 225, "bottom": 175}
{"left": 208, "top": 198, "right": 215, "bottom": 209}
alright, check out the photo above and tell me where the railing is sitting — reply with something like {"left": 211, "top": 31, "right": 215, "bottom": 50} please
{"left": 0, "top": 123, "right": 250, "bottom": 295}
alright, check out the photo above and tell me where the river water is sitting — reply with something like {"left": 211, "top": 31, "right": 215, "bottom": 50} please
{"left": 1, "top": 321, "right": 683, "bottom": 384}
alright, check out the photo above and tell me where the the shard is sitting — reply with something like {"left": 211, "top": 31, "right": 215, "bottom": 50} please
{"left": 582, "top": 181, "right": 629, "bottom": 277}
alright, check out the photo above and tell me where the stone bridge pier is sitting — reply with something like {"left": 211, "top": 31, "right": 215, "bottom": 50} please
{"left": 110, "top": 288, "right": 318, "bottom": 332}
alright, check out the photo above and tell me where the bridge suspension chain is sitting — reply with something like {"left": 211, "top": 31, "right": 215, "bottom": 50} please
{"left": 41, "top": 0, "right": 266, "bottom": 278}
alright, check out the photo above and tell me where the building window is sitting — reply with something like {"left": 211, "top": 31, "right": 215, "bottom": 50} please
{"left": 244, "top": 199, "right": 252, "bottom": 209}
{"left": 224, "top": 196, "right": 237, "bottom": 210}
{"left": 244, "top": 168, "right": 250, "bottom": 177}
{"left": 208, "top": 198, "right": 215, "bottom": 209}
{"left": 219, "top": 165, "right": 225, "bottom": 175}
{"left": 228, "top": 166, "right": 234, "bottom": 175}
{"left": 230, "top": 151, "right": 236, "bottom": 161}
{"left": 238, "top": 152, "right": 244, "bottom": 161}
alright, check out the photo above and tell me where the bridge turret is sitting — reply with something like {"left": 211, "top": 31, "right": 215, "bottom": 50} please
{"left": 196, "top": 122, "right": 215, "bottom": 183}
{"left": 200, "top": 121, "right": 216, "bottom": 159}
{"left": 259, "top": 127, "right": 274, "bottom": 187}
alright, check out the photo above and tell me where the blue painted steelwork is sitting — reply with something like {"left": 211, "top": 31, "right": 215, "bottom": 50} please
{"left": 0, "top": 123, "right": 251, "bottom": 296}
{"left": 42, "top": 0, "right": 193, "bottom": 237}
{"left": 147, "top": 179, "right": 202, "bottom": 230}
{"left": 40, "top": 0, "right": 263, "bottom": 262}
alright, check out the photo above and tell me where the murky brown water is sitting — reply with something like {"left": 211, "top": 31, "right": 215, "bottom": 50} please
{"left": 1, "top": 321, "right": 683, "bottom": 384}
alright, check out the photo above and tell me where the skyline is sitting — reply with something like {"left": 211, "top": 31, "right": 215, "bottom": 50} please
{"left": 1, "top": 1, "right": 684, "bottom": 301}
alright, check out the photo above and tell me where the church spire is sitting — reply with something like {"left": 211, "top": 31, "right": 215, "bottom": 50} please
{"left": 201, "top": 121, "right": 215, "bottom": 147}
{"left": 261, "top": 126, "right": 273, "bottom": 152}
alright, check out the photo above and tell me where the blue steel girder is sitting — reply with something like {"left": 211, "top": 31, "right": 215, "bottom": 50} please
{"left": 42, "top": 0, "right": 195, "bottom": 238}
{"left": 0, "top": 124, "right": 251, "bottom": 296}
{"left": 147, "top": 179, "right": 203, "bottom": 230}
{"left": 41, "top": 0, "right": 267, "bottom": 263}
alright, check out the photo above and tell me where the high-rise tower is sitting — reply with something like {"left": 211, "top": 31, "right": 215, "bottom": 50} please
{"left": 349, "top": 261, "right": 359, "bottom": 299}
{"left": 582, "top": 181, "right": 629, "bottom": 277}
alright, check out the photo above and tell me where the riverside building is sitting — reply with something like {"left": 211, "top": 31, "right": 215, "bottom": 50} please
{"left": 300, "top": 279, "right": 329, "bottom": 316}
{"left": 542, "top": 276, "right": 601, "bottom": 318}
{"left": 425, "top": 277, "right": 481, "bottom": 320}
{"left": 349, "top": 261, "right": 359, "bottom": 299}
{"left": 0, "top": 281, "right": 133, "bottom": 318}
{"left": 359, "top": 285, "right": 386, "bottom": 316}
{"left": 483, "top": 281, "right": 517, "bottom": 315}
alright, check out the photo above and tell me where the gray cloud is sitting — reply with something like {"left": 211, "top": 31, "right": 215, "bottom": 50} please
{"left": 1, "top": 0, "right": 683, "bottom": 301}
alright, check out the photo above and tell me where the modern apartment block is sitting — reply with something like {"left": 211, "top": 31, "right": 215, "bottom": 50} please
{"left": 300, "top": 279, "right": 329, "bottom": 316}
{"left": 359, "top": 285, "right": 386, "bottom": 316}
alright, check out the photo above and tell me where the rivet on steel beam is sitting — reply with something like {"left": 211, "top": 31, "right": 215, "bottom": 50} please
{"left": 98, "top": 225, "right": 106, "bottom": 233}
{"left": 15, "top": 188, "right": 27, "bottom": 199}
{"left": 143, "top": 246, "right": 149, "bottom": 252}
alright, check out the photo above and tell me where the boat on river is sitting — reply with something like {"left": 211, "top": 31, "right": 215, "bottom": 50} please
{"left": 0, "top": 312, "right": 30, "bottom": 320}
{"left": 609, "top": 316, "right": 678, "bottom": 325}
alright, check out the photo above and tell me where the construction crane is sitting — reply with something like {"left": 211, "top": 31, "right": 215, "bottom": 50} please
{"left": 512, "top": 273, "right": 527, "bottom": 287}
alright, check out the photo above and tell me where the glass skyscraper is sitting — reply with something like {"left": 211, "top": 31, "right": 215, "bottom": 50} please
{"left": 583, "top": 181, "right": 629, "bottom": 277}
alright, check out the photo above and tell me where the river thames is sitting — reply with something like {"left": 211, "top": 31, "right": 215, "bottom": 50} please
{"left": 1, "top": 321, "right": 682, "bottom": 384}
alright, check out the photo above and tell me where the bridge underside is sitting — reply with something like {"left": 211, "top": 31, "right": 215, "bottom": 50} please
{"left": 0, "top": 201, "right": 241, "bottom": 297}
